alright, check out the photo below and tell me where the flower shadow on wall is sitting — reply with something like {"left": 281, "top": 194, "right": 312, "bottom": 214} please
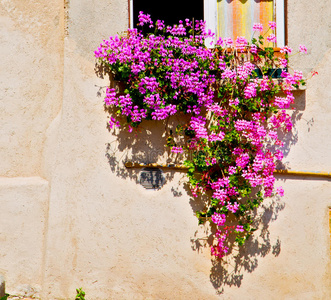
{"left": 191, "top": 194, "right": 285, "bottom": 293}
{"left": 183, "top": 154, "right": 286, "bottom": 292}
{"left": 95, "top": 64, "right": 184, "bottom": 187}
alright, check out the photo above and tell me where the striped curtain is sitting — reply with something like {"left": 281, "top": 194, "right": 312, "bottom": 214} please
{"left": 217, "top": 0, "right": 274, "bottom": 43}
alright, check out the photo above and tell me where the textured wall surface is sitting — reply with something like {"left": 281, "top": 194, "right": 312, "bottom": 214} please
{"left": 0, "top": 0, "right": 331, "bottom": 299}
{"left": 0, "top": 177, "right": 49, "bottom": 297}
{"left": 0, "top": 0, "right": 64, "bottom": 178}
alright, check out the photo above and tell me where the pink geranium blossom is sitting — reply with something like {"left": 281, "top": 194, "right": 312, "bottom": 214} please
{"left": 171, "top": 146, "right": 183, "bottom": 154}
{"left": 280, "top": 46, "right": 292, "bottom": 54}
{"left": 269, "top": 21, "right": 276, "bottom": 30}
{"left": 276, "top": 187, "right": 284, "bottom": 196}
{"left": 253, "top": 23, "right": 263, "bottom": 32}
{"left": 267, "top": 34, "right": 277, "bottom": 43}
{"left": 299, "top": 44, "right": 307, "bottom": 54}
{"left": 224, "top": 37, "right": 233, "bottom": 46}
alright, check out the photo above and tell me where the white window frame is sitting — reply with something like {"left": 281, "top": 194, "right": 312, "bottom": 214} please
{"left": 204, "top": 0, "right": 217, "bottom": 47}
{"left": 129, "top": 0, "right": 134, "bottom": 29}
{"left": 130, "top": 0, "right": 285, "bottom": 47}
{"left": 275, "top": 0, "right": 285, "bottom": 47}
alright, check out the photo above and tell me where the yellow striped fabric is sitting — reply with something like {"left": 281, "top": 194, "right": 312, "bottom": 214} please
{"left": 217, "top": 0, "right": 274, "bottom": 45}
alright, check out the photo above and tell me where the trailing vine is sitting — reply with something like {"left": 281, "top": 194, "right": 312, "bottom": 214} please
{"left": 95, "top": 12, "right": 307, "bottom": 258}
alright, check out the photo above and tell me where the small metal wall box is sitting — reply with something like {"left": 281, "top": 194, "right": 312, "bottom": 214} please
{"left": 139, "top": 168, "right": 166, "bottom": 189}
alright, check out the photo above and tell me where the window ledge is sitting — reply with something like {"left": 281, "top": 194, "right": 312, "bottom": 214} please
{"left": 257, "top": 78, "right": 307, "bottom": 90}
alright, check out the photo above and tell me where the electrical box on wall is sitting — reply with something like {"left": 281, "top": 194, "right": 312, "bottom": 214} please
{"left": 138, "top": 168, "right": 166, "bottom": 189}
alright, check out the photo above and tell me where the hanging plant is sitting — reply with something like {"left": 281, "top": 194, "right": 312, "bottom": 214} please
{"left": 95, "top": 12, "right": 307, "bottom": 258}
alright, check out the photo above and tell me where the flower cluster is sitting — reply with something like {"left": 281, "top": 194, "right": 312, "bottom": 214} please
{"left": 96, "top": 13, "right": 307, "bottom": 258}
{"left": 95, "top": 15, "right": 217, "bottom": 127}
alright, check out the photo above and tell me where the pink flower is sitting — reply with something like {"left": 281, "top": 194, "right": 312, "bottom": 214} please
{"left": 229, "top": 98, "right": 239, "bottom": 106}
{"left": 138, "top": 11, "right": 153, "bottom": 28}
{"left": 221, "top": 69, "right": 236, "bottom": 80}
{"left": 216, "top": 37, "right": 224, "bottom": 47}
{"left": 171, "top": 146, "right": 183, "bottom": 154}
{"left": 235, "top": 225, "right": 244, "bottom": 233}
{"left": 211, "top": 230, "right": 229, "bottom": 258}
{"left": 224, "top": 37, "right": 233, "bottom": 46}
{"left": 279, "top": 58, "right": 288, "bottom": 68}
{"left": 156, "top": 20, "right": 165, "bottom": 30}
{"left": 269, "top": 21, "right": 276, "bottom": 30}
{"left": 236, "top": 153, "right": 250, "bottom": 168}
{"left": 280, "top": 46, "right": 292, "bottom": 54}
{"left": 213, "top": 189, "right": 228, "bottom": 205}
{"left": 274, "top": 150, "right": 284, "bottom": 161}
{"left": 250, "top": 44, "right": 258, "bottom": 54}
{"left": 109, "top": 117, "right": 120, "bottom": 129}
{"left": 311, "top": 70, "right": 318, "bottom": 77}
{"left": 211, "top": 213, "right": 226, "bottom": 226}
{"left": 228, "top": 166, "right": 236, "bottom": 175}
{"left": 253, "top": 23, "right": 263, "bottom": 32}
{"left": 276, "top": 187, "right": 284, "bottom": 197}
{"left": 244, "top": 82, "right": 258, "bottom": 99}
{"left": 226, "top": 202, "right": 239, "bottom": 213}
{"left": 208, "top": 131, "right": 225, "bottom": 142}
{"left": 274, "top": 95, "right": 293, "bottom": 109}
{"left": 236, "top": 36, "right": 248, "bottom": 52}
{"left": 268, "top": 130, "right": 277, "bottom": 140}
{"left": 267, "top": 34, "right": 277, "bottom": 43}
{"left": 299, "top": 44, "right": 307, "bottom": 54}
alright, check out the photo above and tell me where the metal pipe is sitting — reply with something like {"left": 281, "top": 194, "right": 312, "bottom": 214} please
{"left": 124, "top": 161, "right": 189, "bottom": 171}
{"left": 125, "top": 162, "right": 331, "bottom": 178}
{"left": 273, "top": 169, "right": 331, "bottom": 178}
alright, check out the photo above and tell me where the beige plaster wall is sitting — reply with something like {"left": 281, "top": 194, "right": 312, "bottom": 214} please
{"left": 0, "top": 177, "right": 49, "bottom": 298}
{"left": 0, "top": 0, "right": 64, "bottom": 178}
{"left": 0, "top": 0, "right": 331, "bottom": 299}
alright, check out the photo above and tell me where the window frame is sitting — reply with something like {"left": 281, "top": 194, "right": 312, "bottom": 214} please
{"left": 129, "top": 0, "right": 285, "bottom": 47}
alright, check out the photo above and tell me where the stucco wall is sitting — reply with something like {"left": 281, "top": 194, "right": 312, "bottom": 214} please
{"left": 0, "top": 0, "right": 331, "bottom": 299}
{"left": 0, "top": 0, "right": 64, "bottom": 178}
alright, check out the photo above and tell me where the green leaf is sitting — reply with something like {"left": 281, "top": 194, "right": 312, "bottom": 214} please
{"left": 0, "top": 294, "right": 10, "bottom": 300}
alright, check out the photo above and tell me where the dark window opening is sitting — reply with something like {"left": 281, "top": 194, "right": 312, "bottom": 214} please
{"left": 132, "top": 0, "right": 204, "bottom": 29}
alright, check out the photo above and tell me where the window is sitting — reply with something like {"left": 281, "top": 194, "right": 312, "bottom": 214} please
{"left": 130, "top": 0, "right": 285, "bottom": 47}
{"left": 130, "top": 0, "right": 203, "bottom": 31}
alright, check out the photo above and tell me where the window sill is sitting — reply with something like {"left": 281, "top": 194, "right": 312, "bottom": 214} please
{"left": 256, "top": 78, "right": 307, "bottom": 90}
